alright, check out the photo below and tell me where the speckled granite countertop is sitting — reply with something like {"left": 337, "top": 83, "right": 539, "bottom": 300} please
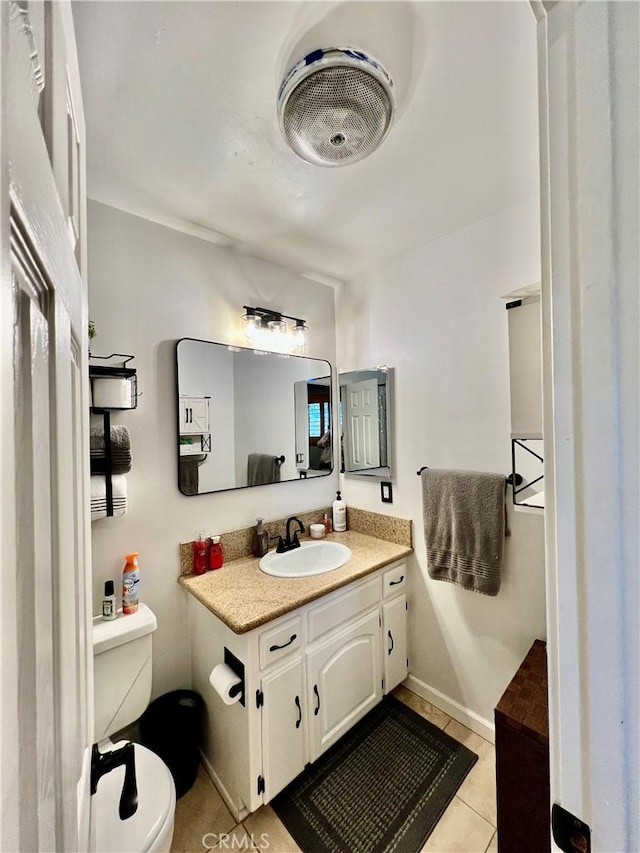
{"left": 179, "top": 530, "right": 412, "bottom": 634}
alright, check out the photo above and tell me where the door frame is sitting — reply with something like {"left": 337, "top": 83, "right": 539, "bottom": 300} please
{"left": 0, "top": 2, "right": 92, "bottom": 850}
{"left": 532, "top": 2, "right": 639, "bottom": 849}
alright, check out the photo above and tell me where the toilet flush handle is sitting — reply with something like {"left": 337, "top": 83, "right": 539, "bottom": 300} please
{"left": 90, "top": 742, "right": 139, "bottom": 820}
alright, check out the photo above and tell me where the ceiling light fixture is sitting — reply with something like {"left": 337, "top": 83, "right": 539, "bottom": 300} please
{"left": 241, "top": 306, "right": 309, "bottom": 355}
{"left": 277, "top": 47, "right": 395, "bottom": 167}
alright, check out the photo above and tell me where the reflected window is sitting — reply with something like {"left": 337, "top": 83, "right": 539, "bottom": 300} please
{"left": 307, "top": 401, "right": 331, "bottom": 438}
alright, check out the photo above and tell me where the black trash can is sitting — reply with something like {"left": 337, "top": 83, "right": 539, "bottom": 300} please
{"left": 139, "top": 689, "right": 204, "bottom": 798}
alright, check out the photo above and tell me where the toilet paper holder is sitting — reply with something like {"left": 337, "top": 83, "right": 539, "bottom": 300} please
{"left": 224, "top": 647, "right": 245, "bottom": 707}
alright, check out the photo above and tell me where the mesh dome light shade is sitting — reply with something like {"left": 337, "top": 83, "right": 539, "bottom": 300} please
{"left": 279, "top": 51, "right": 394, "bottom": 167}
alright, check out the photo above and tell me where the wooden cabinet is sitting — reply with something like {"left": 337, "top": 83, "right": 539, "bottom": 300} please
{"left": 383, "top": 594, "right": 407, "bottom": 692}
{"left": 307, "top": 608, "right": 382, "bottom": 760}
{"left": 188, "top": 560, "right": 407, "bottom": 821}
{"left": 179, "top": 396, "right": 210, "bottom": 434}
{"left": 495, "top": 639, "right": 550, "bottom": 853}
{"left": 260, "top": 657, "right": 306, "bottom": 802}
{"left": 381, "top": 562, "right": 408, "bottom": 692}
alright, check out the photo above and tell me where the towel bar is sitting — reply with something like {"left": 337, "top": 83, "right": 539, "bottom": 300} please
{"left": 416, "top": 466, "right": 523, "bottom": 488}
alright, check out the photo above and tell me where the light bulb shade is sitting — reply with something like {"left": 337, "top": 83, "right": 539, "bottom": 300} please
{"left": 240, "top": 307, "right": 309, "bottom": 354}
{"left": 292, "top": 320, "right": 309, "bottom": 354}
{"left": 241, "top": 312, "right": 260, "bottom": 346}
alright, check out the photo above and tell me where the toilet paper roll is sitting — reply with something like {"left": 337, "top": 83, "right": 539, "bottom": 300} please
{"left": 209, "top": 663, "right": 242, "bottom": 706}
{"left": 92, "top": 377, "right": 133, "bottom": 409}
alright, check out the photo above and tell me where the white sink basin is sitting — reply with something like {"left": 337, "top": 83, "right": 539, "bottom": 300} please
{"left": 259, "top": 541, "right": 352, "bottom": 578}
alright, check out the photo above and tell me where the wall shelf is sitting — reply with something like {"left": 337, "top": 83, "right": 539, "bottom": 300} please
{"left": 89, "top": 354, "right": 137, "bottom": 517}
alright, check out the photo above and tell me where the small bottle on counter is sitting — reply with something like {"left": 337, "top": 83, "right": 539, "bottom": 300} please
{"left": 193, "top": 533, "right": 207, "bottom": 575}
{"left": 323, "top": 512, "right": 333, "bottom": 534}
{"left": 209, "top": 535, "right": 224, "bottom": 570}
{"left": 101, "top": 579, "right": 117, "bottom": 621}
{"left": 253, "top": 518, "right": 269, "bottom": 558}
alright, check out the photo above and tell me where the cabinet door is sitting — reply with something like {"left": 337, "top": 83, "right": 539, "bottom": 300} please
{"left": 191, "top": 398, "right": 210, "bottom": 433}
{"left": 383, "top": 595, "right": 408, "bottom": 693}
{"left": 179, "top": 397, "right": 210, "bottom": 434}
{"left": 178, "top": 399, "right": 193, "bottom": 433}
{"left": 307, "top": 609, "right": 382, "bottom": 761}
{"left": 261, "top": 657, "right": 306, "bottom": 803}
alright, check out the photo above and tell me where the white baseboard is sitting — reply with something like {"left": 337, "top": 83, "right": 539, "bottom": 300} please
{"left": 404, "top": 674, "right": 496, "bottom": 744}
{"left": 199, "top": 748, "right": 249, "bottom": 823}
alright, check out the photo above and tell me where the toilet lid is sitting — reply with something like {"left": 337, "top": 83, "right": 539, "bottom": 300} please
{"left": 93, "top": 742, "right": 176, "bottom": 853}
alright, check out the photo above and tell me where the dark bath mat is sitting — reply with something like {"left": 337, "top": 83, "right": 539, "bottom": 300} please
{"left": 271, "top": 695, "right": 478, "bottom": 853}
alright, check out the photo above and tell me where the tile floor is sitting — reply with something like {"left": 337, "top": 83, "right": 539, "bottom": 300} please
{"left": 170, "top": 684, "right": 497, "bottom": 853}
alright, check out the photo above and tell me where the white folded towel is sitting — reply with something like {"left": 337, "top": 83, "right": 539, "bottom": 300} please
{"left": 91, "top": 474, "right": 127, "bottom": 522}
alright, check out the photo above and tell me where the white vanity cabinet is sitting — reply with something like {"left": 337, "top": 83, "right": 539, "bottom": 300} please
{"left": 187, "top": 559, "right": 407, "bottom": 821}
{"left": 260, "top": 656, "right": 306, "bottom": 802}
{"left": 382, "top": 563, "right": 408, "bottom": 693}
{"left": 307, "top": 608, "right": 382, "bottom": 761}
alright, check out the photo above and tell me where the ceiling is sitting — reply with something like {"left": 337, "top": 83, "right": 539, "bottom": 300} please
{"left": 72, "top": 1, "right": 539, "bottom": 284}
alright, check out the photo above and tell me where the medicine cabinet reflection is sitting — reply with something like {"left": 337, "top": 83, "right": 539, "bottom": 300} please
{"left": 176, "top": 338, "right": 332, "bottom": 495}
{"left": 339, "top": 366, "right": 393, "bottom": 481}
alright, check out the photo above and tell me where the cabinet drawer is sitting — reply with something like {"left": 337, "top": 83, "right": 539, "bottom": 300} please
{"left": 308, "top": 575, "right": 381, "bottom": 643}
{"left": 382, "top": 562, "right": 406, "bottom": 598}
{"left": 259, "top": 616, "right": 302, "bottom": 669}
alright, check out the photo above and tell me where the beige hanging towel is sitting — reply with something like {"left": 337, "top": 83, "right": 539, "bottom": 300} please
{"left": 421, "top": 468, "right": 506, "bottom": 596}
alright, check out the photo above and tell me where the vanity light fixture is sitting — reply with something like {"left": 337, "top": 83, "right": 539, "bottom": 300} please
{"left": 241, "top": 306, "right": 309, "bottom": 354}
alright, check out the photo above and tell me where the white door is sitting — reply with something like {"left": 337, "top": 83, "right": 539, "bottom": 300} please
{"left": 534, "top": 2, "right": 639, "bottom": 850}
{"left": 345, "top": 378, "right": 380, "bottom": 471}
{"left": 307, "top": 609, "right": 382, "bottom": 761}
{"left": 1, "top": 3, "right": 92, "bottom": 851}
{"left": 382, "top": 595, "right": 407, "bottom": 694}
{"left": 260, "top": 657, "right": 306, "bottom": 803}
{"left": 293, "top": 380, "right": 309, "bottom": 470}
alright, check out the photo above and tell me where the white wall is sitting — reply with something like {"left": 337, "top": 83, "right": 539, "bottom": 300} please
{"left": 88, "top": 201, "right": 337, "bottom": 697}
{"left": 337, "top": 197, "right": 546, "bottom": 728}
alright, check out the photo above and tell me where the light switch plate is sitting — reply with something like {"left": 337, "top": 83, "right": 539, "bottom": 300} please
{"left": 381, "top": 481, "right": 393, "bottom": 503}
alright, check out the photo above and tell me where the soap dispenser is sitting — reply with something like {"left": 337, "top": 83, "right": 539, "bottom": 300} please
{"left": 253, "top": 518, "right": 268, "bottom": 558}
{"left": 209, "top": 535, "right": 224, "bottom": 570}
{"left": 193, "top": 533, "right": 207, "bottom": 575}
{"left": 333, "top": 491, "right": 347, "bottom": 532}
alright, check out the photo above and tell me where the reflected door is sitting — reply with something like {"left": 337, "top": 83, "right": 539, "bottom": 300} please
{"left": 345, "top": 379, "right": 380, "bottom": 471}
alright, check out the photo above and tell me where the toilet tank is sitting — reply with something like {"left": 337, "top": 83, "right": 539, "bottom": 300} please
{"left": 93, "top": 603, "right": 158, "bottom": 742}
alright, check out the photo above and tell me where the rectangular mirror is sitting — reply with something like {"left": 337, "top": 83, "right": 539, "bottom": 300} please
{"left": 512, "top": 437, "right": 544, "bottom": 509}
{"left": 339, "top": 366, "right": 393, "bottom": 481}
{"left": 176, "top": 338, "right": 333, "bottom": 495}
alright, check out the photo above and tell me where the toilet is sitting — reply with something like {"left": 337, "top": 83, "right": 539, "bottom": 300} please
{"left": 92, "top": 603, "right": 176, "bottom": 853}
